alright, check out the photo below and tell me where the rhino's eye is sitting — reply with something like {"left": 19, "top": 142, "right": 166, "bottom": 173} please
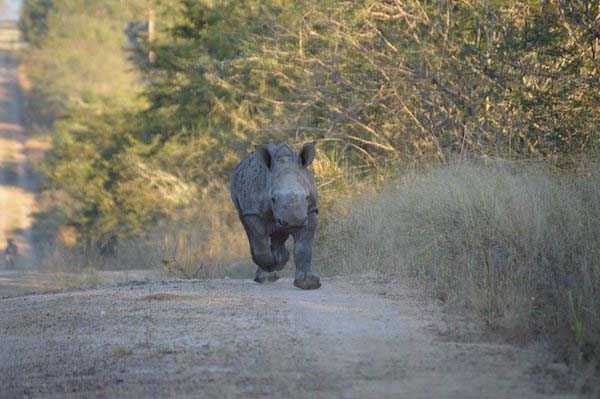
{"left": 271, "top": 196, "right": 276, "bottom": 203}
{"left": 305, "top": 195, "right": 309, "bottom": 201}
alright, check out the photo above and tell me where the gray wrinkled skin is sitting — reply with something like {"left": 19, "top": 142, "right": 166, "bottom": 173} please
{"left": 230, "top": 142, "right": 320, "bottom": 290}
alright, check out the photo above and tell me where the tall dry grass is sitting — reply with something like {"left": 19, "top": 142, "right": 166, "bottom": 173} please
{"left": 150, "top": 191, "right": 249, "bottom": 278}
{"left": 316, "top": 160, "right": 600, "bottom": 360}
{"left": 35, "top": 190, "right": 249, "bottom": 279}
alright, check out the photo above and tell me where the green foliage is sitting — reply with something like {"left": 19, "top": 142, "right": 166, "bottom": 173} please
{"left": 20, "top": 0, "right": 156, "bottom": 250}
{"left": 18, "top": 0, "right": 52, "bottom": 44}
{"left": 144, "top": 0, "right": 599, "bottom": 184}
{"left": 141, "top": 0, "right": 306, "bottom": 186}
{"left": 20, "top": 0, "right": 146, "bottom": 124}
{"left": 21, "top": 0, "right": 599, "bottom": 252}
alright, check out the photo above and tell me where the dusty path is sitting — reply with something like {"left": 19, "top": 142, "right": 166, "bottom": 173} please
{"left": 0, "top": 22, "right": 35, "bottom": 267}
{"left": 0, "top": 275, "right": 578, "bottom": 399}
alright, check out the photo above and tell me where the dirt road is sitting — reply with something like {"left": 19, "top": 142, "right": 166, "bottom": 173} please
{"left": 0, "top": 275, "right": 579, "bottom": 399}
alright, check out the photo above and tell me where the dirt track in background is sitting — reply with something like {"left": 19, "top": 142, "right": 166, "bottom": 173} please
{"left": 0, "top": 275, "right": 582, "bottom": 399}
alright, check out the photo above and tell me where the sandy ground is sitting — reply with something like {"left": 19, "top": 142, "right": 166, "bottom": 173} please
{"left": 0, "top": 274, "right": 584, "bottom": 399}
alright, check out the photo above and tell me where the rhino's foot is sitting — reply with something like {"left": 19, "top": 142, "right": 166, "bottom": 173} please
{"left": 254, "top": 270, "right": 280, "bottom": 284}
{"left": 293, "top": 272, "right": 321, "bottom": 290}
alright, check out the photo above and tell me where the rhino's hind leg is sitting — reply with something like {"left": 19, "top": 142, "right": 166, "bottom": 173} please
{"left": 254, "top": 269, "right": 280, "bottom": 284}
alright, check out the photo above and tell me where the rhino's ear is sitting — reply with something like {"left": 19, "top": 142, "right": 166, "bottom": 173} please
{"left": 255, "top": 145, "right": 272, "bottom": 169}
{"left": 299, "top": 141, "right": 316, "bottom": 167}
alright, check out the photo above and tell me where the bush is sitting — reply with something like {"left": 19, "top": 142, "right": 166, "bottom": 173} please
{"left": 318, "top": 161, "right": 600, "bottom": 360}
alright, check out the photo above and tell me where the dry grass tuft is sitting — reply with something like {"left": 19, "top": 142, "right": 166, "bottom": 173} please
{"left": 317, "top": 160, "right": 600, "bottom": 361}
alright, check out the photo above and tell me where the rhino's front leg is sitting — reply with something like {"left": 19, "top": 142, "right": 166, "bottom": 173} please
{"left": 292, "top": 212, "right": 320, "bottom": 290}
{"left": 270, "top": 231, "right": 290, "bottom": 271}
{"left": 241, "top": 215, "right": 288, "bottom": 283}
{"left": 241, "top": 215, "right": 277, "bottom": 272}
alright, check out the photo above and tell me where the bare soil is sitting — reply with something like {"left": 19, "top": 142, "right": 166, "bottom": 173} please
{"left": 0, "top": 274, "right": 582, "bottom": 399}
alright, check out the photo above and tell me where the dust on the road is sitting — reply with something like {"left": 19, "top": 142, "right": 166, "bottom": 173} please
{"left": 0, "top": 275, "right": 579, "bottom": 399}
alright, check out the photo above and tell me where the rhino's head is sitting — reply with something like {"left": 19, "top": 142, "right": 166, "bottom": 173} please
{"left": 256, "top": 142, "right": 316, "bottom": 230}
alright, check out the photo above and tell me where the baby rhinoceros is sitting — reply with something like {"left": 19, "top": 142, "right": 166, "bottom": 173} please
{"left": 230, "top": 142, "right": 321, "bottom": 289}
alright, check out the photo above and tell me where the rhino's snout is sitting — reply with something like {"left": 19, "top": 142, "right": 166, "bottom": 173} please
{"left": 276, "top": 217, "right": 308, "bottom": 229}
{"left": 272, "top": 191, "right": 309, "bottom": 229}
